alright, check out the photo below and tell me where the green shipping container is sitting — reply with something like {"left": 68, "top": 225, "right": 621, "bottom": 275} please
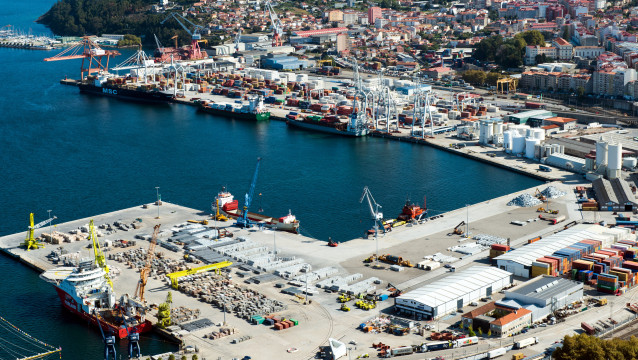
{"left": 290, "top": 319, "right": 298, "bottom": 326}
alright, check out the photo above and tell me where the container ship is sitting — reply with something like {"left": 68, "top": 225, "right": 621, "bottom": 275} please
{"left": 198, "top": 96, "right": 270, "bottom": 121}
{"left": 41, "top": 260, "right": 152, "bottom": 339}
{"left": 286, "top": 113, "right": 368, "bottom": 137}
{"left": 215, "top": 187, "right": 299, "bottom": 233}
{"left": 78, "top": 75, "right": 174, "bottom": 103}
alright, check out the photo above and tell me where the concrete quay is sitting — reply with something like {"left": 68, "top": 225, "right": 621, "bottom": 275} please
{"left": 1, "top": 179, "right": 619, "bottom": 360}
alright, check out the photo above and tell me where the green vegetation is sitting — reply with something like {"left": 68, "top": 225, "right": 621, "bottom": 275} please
{"left": 461, "top": 70, "right": 504, "bottom": 86}
{"left": 468, "top": 326, "right": 476, "bottom": 337}
{"left": 118, "top": 34, "right": 141, "bottom": 47}
{"left": 553, "top": 334, "right": 638, "bottom": 360}
{"left": 473, "top": 30, "right": 545, "bottom": 68}
{"left": 37, "top": 0, "right": 197, "bottom": 46}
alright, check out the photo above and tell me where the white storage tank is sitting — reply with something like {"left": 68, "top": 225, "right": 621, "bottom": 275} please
{"left": 596, "top": 140, "right": 608, "bottom": 167}
{"left": 503, "top": 131, "right": 513, "bottom": 151}
{"left": 525, "top": 138, "right": 541, "bottom": 159}
{"left": 608, "top": 143, "right": 622, "bottom": 170}
{"left": 533, "top": 128, "right": 545, "bottom": 140}
{"left": 623, "top": 157, "right": 637, "bottom": 169}
{"left": 512, "top": 134, "right": 526, "bottom": 154}
{"left": 495, "top": 122, "right": 504, "bottom": 135}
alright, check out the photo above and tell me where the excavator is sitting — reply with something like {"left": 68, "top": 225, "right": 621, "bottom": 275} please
{"left": 387, "top": 283, "right": 403, "bottom": 297}
{"left": 451, "top": 221, "right": 466, "bottom": 236}
{"left": 535, "top": 188, "right": 547, "bottom": 202}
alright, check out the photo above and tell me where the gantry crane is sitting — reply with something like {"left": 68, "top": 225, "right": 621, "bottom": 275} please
{"left": 235, "top": 28, "right": 242, "bottom": 53}
{"left": 22, "top": 213, "right": 57, "bottom": 251}
{"left": 237, "top": 158, "right": 261, "bottom": 228}
{"left": 265, "top": 0, "right": 283, "bottom": 47}
{"left": 89, "top": 219, "right": 113, "bottom": 289}
{"left": 134, "top": 224, "right": 161, "bottom": 303}
{"left": 161, "top": 12, "right": 205, "bottom": 59}
{"left": 44, "top": 37, "right": 121, "bottom": 79}
{"left": 360, "top": 186, "right": 383, "bottom": 267}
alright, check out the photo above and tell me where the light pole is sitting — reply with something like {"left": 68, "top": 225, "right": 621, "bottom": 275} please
{"left": 155, "top": 186, "right": 160, "bottom": 219}
{"left": 304, "top": 264, "right": 310, "bottom": 305}
{"left": 273, "top": 229, "right": 277, "bottom": 257}
{"left": 466, "top": 204, "right": 470, "bottom": 238}
{"left": 47, "top": 210, "right": 52, "bottom": 238}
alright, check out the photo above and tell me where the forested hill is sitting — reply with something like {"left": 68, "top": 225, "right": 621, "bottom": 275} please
{"left": 37, "top": 0, "right": 193, "bottom": 45}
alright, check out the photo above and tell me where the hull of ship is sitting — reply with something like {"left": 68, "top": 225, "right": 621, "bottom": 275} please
{"left": 222, "top": 209, "right": 299, "bottom": 233}
{"left": 54, "top": 287, "right": 152, "bottom": 339}
{"left": 78, "top": 83, "right": 173, "bottom": 104}
{"left": 287, "top": 119, "right": 367, "bottom": 137}
{"left": 198, "top": 106, "right": 270, "bottom": 121}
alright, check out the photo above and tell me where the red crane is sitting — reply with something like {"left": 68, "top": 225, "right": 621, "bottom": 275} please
{"left": 44, "top": 36, "right": 121, "bottom": 79}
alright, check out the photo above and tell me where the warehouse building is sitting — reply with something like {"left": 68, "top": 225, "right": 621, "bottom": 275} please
{"left": 494, "top": 225, "right": 632, "bottom": 277}
{"left": 592, "top": 177, "right": 638, "bottom": 211}
{"left": 497, "top": 275, "right": 583, "bottom": 323}
{"left": 261, "top": 54, "right": 309, "bottom": 70}
{"left": 507, "top": 110, "right": 555, "bottom": 125}
{"left": 394, "top": 266, "right": 513, "bottom": 320}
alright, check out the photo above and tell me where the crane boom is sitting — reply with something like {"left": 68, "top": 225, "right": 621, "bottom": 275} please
{"left": 265, "top": 0, "right": 283, "bottom": 46}
{"left": 89, "top": 219, "right": 113, "bottom": 289}
{"left": 359, "top": 186, "right": 382, "bottom": 220}
{"left": 238, "top": 157, "right": 261, "bottom": 228}
{"left": 161, "top": 13, "right": 203, "bottom": 39}
{"left": 32, "top": 216, "right": 57, "bottom": 229}
{"left": 134, "top": 224, "right": 161, "bottom": 303}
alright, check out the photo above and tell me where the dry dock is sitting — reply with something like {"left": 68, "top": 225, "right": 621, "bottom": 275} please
{"left": 0, "top": 180, "right": 605, "bottom": 360}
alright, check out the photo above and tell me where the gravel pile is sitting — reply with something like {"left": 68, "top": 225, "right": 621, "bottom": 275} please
{"left": 474, "top": 234, "right": 507, "bottom": 246}
{"left": 507, "top": 193, "right": 542, "bottom": 207}
{"left": 541, "top": 186, "right": 567, "bottom": 199}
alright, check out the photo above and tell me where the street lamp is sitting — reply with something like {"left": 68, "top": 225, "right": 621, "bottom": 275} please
{"left": 304, "top": 264, "right": 311, "bottom": 305}
{"left": 47, "top": 210, "right": 53, "bottom": 238}
{"left": 155, "top": 186, "right": 160, "bottom": 219}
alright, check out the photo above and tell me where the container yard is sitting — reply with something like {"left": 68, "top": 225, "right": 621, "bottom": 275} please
{"left": 4, "top": 179, "right": 638, "bottom": 359}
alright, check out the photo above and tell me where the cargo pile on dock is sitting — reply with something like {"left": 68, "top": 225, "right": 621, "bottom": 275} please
{"left": 507, "top": 193, "right": 542, "bottom": 207}
{"left": 541, "top": 186, "right": 567, "bottom": 199}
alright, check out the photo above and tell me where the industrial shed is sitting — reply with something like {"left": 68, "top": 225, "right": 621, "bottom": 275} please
{"left": 394, "top": 266, "right": 513, "bottom": 320}
{"left": 497, "top": 275, "right": 583, "bottom": 323}
{"left": 592, "top": 177, "right": 638, "bottom": 211}
{"left": 494, "top": 225, "right": 631, "bottom": 277}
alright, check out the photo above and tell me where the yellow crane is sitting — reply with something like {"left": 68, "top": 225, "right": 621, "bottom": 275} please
{"left": 89, "top": 219, "right": 113, "bottom": 289}
{"left": 166, "top": 261, "right": 232, "bottom": 289}
{"left": 22, "top": 213, "right": 57, "bottom": 251}
{"left": 215, "top": 198, "right": 229, "bottom": 221}
{"left": 134, "top": 224, "right": 161, "bottom": 303}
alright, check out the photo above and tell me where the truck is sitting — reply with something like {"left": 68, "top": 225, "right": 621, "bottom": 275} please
{"left": 514, "top": 337, "right": 539, "bottom": 349}
{"left": 539, "top": 165, "right": 552, "bottom": 172}
{"left": 454, "top": 336, "right": 479, "bottom": 347}
{"left": 390, "top": 346, "right": 414, "bottom": 356}
{"left": 421, "top": 341, "right": 453, "bottom": 352}
{"left": 487, "top": 348, "right": 507, "bottom": 358}
{"left": 581, "top": 322, "right": 596, "bottom": 335}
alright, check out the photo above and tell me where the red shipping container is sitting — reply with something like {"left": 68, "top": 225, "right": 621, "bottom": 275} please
{"left": 491, "top": 244, "right": 510, "bottom": 252}
{"left": 275, "top": 323, "right": 284, "bottom": 330}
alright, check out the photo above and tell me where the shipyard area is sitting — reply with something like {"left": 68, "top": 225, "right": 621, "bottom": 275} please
{"left": 4, "top": 178, "right": 638, "bottom": 360}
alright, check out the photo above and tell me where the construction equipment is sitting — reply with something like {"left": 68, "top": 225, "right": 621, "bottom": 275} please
{"left": 452, "top": 221, "right": 466, "bottom": 235}
{"left": 187, "top": 219, "right": 209, "bottom": 225}
{"left": 44, "top": 37, "right": 121, "bottom": 79}
{"left": 89, "top": 219, "right": 113, "bottom": 289}
{"left": 157, "top": 292, "right": 173, "bottom": 329}
{"left": 134, "top": 224, "right": 161, "bottom": 303}
{"left": 377, "top": 254, "right": 414, "bottom": 267}
{"left": 387, "top": 283, "right": 403, "bottom": 297}
{"left": 496, "top": 77, "right": 517, "bottom": 94}
{"left": 94, "top": 311, "right": 116, "bottom": 360}
{"left": 213, "top": 198, "right": 229, "bottom": 221}
{"left": 338, "top": 294, "right": 352, "bottom": 303}
{"left": 340, "top": 303, "right": 350, "bottom": 312}
{"left": 265, "top": 0, "right": 283, "bottom": 47}
{"left": 534, "top": 188, "right": 547, "bottom": 201}
{"left": 22, "top": 213, "right": 56, "bottom": 251}
{"left": 166, "top": 261, "right": 233, "bottom": 289}
{"left": 237, "top": 157, "right": 261, "bottom": 228}
{"left": 161, "top": 12, "right": 205, "bottom": 59}
{"left": 328, "top": 237, "right": 338, "bottom": 247}
{"left": 360, "top": 186, "right": 383, "bottom": 267}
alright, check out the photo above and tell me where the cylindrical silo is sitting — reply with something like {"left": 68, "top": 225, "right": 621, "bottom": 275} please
{"left": 535, "top": 143, "right": 542, "bottom": 159}
{"left": 503, "top": 131, "right": 513, "bottom": 151}
{"left": 623, "top": 157, "right": 637, "bottom": 169}
{"left": 543, "top": 144, "right": 553, "bottom": 157}
{"left": 513, "top": 134, "right": 526, "bottom": 154}
{"left": 535, "top": 128, "right": 546, "bottom": 140}
{"left": 495, "top": 122, "right": 504, "bottom": 135}
{"left": 526, "top": 138, "right": 541, "bottom": 159}
{"left": 608, "top": 143, "right": 622, "bottom": 170}
{"left": 596, "top": 140, "right": 608, "bottom": 167}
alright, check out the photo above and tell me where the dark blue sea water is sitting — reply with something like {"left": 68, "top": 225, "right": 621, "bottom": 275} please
{"left": 0, "top": 0, "right": 541, "bottom": 358}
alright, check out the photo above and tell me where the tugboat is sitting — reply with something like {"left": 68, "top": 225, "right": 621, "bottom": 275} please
{"left": 397, "top": 197, "right": 427, "bottom": 221}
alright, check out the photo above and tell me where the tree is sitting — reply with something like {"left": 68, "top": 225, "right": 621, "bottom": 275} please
{"left": 486, "top": 72, "right": 502, "bottom": 86}
{"left": 192, "top": 356, "right": 198, "bottom": 360}
{"left": 462, "top": 70, "right": 487, "bottom": 85}
{"left": 477, "top": 327, "right": 483, "bottom": 336}
{"left": 181, "top": 356, "right": 187, "bottom": 360}
{"left": 577, "top": 86, "right": 585, "bottom": 97}
{"left": 168, "top": 355, "right": 176, "bottom": 360}
{"left": 563, "top": 27, "right": 570, "bottom": 40}
{"left": 488, "top": 9, "right": 499, "bottom": 21}
{"left": 487, "top": 329, "right": 492, "bottom": 336}
{"left": 516, "top": 30, "right": 545, "bottom": 46}
{"left": 468, "top": 326, "right": 476, "bottom": 337}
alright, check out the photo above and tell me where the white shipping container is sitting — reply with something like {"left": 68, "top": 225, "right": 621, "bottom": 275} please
{"left": 487, "top": 347, "right": 507, "bottom": 358}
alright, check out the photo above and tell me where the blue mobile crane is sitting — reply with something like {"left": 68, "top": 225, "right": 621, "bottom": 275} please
{"left": 236, "top": 157, "right": 261, "bottom": 228}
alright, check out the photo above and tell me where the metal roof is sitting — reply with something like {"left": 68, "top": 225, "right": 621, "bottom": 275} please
{"left": 593, "top": 178, "right": 637, "bottom": 205}
{"left": 397, "top": 266, "right": 512, "bottom": 307}
{"left": 507, "top": 275, "right": 582, "bottom": 302}
{"left": 494, "top": 224, "right": 619, "bottom": 267}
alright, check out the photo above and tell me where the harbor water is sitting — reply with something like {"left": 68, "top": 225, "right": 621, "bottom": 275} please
{"left": 0, "top": 0, "right": 540, "bottom": 357}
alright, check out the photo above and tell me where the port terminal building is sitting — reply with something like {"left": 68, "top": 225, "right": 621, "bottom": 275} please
{"left": 394, "top": 266, "right": 513, "bottom": 320}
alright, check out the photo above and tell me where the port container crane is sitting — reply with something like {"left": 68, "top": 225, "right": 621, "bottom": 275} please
{"left": 134, "top": 224, "right": 161, "bottom": 303}
{"left": 360, "top": 186, "right": 383, "bottom": 267}
{"left": 265, "top": 0, "right": 283, "bottom": 47}
{"left": 161, "top": 12, "right": 205, "bottom": 59}
{"left": 22, "top": 213, "right": 57, "bottom": 251}
{"left": 89, "top": 219, "right": 113, "bottom": 289}
{"left": 44, "top": 37, "right": 121, "bottom": 79}
{"left": 237, "top": 157, "right": 261, "bottom": 228}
